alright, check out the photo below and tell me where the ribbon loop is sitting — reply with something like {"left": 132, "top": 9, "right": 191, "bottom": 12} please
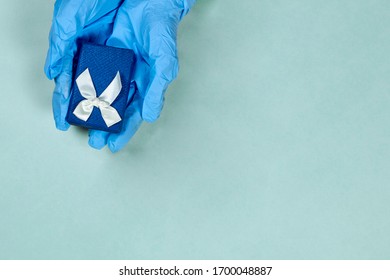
{"left": 73, "top": 68, "right": 122, "bottom": 127}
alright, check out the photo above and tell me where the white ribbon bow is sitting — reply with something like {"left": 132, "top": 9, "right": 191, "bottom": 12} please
{"left": 73, "top": 68, "right": 122, "bottom": 127}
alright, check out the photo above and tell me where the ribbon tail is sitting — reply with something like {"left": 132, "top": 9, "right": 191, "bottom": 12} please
{"left": 100, "top": 106, "right": 122, "bottom": 127}
{"left": 99, "top": 71, "right": 122, "bottom": 104}
{"left": 73, "top": 100, "right": 94, "bottom": 122}
{"left": 76, "top": 68, "right": 97, "bottom": 99}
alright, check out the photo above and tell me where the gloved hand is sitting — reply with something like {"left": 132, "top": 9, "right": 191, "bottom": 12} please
{"left": 44, "top": 0, "right": 195, "bottom": 152}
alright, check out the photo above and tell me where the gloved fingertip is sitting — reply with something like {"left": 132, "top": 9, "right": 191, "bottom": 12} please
{"left": 88, "top": 131, "right": 109, "bottom": 150}
{"left": 107, "top": 132, "right": 133, "bottom": 153}
{"left": 55, "top": 119, "right": 70, "bottom": 131}
{"left": 108, "top": 141, "right": 121, "bottom": 153}
{"left": 88, "top": 138, "right": 106, "bottom": 150}
{"left": 142, "top": 100, "right": 163, "bottom": 123}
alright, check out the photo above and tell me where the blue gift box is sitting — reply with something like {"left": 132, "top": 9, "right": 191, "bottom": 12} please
{"left": 66, "top": 43, "right": 135, "bottom": 133}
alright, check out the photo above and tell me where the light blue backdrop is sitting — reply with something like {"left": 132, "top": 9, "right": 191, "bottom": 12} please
{"left": 0, "top": 0, "right": 389, "bottom": 259}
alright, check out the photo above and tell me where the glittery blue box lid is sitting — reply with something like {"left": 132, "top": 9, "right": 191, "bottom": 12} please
{"left": 66, "top": 43, "right": 136, "bottom": 133}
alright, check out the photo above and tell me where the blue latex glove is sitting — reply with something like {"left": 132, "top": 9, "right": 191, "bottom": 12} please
{"left": 44, "top": 0, "right": 195, "bottom": 152}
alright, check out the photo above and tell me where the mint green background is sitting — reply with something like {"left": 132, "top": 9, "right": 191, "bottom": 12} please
{"left": 0, "top": 0, "right": 389, "bottom": 259}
